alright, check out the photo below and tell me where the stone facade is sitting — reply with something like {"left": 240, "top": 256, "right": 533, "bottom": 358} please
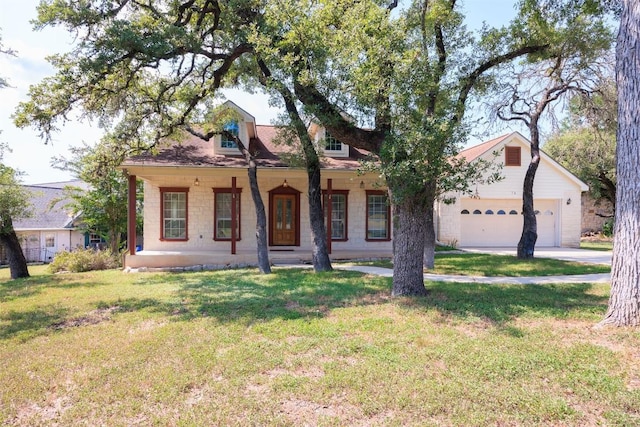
{"left": 581, "top": 193, "right": 613, "bottom": 234}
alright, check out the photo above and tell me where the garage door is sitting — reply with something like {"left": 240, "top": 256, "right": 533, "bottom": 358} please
{"left": 459, "top": 199, "right": 557, "bottom": 247}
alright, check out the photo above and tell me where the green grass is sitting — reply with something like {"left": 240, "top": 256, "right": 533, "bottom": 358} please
{"left": 1, "top": 266, "right": 638, "bottom": 426}
{"left": 354, "top": 253, "right": 611, "bottom": 276}
{"left": 580, "top": 240, "right": 614, "bottom": 251}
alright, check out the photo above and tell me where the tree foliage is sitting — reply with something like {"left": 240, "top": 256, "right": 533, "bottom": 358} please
{"left": 544, "top": 78, "right": 616, "bottom": 208}
{"left": 53, "top": 141, "right": 142, "bottom": 254}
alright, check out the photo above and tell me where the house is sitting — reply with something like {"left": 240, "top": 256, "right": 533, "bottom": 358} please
{"left": 436, "top": 132, "right": 588, "bottom": 247}
{"left": 120, "top": 102, "right": 587, "bottom": 270}
{"left": 9, "top": 181, "right": 90, "bottom": 263}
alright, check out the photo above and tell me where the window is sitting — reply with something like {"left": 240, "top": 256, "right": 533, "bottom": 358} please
{"left": 160, "top": 187, "right": 189, "bottom": 240}
{"left": 497, "top": 210, "right": 506, "bottom": 215}
{"left": 509, "top": 210, "right": 518, "bottom": 215}
{"left": 323, "top": 191, "right": 348, "bottom": 241}
{"left": 213, "top": 188, "right": 242, "bottom": 240}
{"left": 473, "top": 209, "right": 482, "bottom": 214}
{"left": 45, "top": 234, "right": 55, "bottom": 248}
{"left": 485, "top": 210, "right": 494, "bottom": 215}
{"left": 89, "top": 233, "right": 102, "bottom": 244}
{"left": 221, "top": 121, "right": 239, "bottom": 148}
{"left": 505, "top": 146, "right": 521, "bottom": 166}
{"left": 461, "top": 209, "right": 470, "bottom": 214}
{"left": 366, "top": 191, "right": 390, "bottom": 241}
{"left": 325, "top": 133, "right": 342, "bottom": 151}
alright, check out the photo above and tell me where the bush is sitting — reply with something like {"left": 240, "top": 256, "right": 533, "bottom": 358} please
{"left": 49, "top": 248, "right": 120, "bottom": 273}
{"left": 602, "top": 218, "right": 614, "bottom": 237}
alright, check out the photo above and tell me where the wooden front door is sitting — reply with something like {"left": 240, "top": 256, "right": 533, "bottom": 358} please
{"left": 272, "top": 194, "right": 297, "bottom": 245}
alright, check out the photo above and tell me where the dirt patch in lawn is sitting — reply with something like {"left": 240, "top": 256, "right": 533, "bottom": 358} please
{"left": 50, "top": 306, "right": 121, "bottom": 330}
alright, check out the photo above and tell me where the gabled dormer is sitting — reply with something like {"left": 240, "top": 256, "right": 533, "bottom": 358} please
{"left": 310, "top": 126, "right": 350, "bottom": 158}
{"left": 213, "top": 100, "right": 257, "bottom": 156}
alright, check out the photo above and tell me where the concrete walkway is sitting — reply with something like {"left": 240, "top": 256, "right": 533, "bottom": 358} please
{"left": 279, "top": 247, "right": 613, "bottom": 284}
{"left": 333, "top": 264, "right": 611, "bottom": 284}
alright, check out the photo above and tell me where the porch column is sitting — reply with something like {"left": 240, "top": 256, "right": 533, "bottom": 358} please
{"left": 128, "top": 174, "right": 137, "bottom": 256}
{"left": 231, "top": 176, "right": 237, "bottom": 255}
{"left": 326, "top": 178, "right": 332, "bottom": 254}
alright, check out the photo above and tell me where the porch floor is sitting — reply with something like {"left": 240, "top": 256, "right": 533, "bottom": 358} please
{"left": 124, "top": 248, "right": 392, "bottom": 270}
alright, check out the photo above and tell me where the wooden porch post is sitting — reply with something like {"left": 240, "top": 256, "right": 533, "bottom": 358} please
{"left": 326, "top": 178, "right": 332, "bottom": 254}
{"left": 231, "top": 176, "right": 237, "bottom": 255}
{"left": 128, "top": 174, "right": 137, "bottom": 256}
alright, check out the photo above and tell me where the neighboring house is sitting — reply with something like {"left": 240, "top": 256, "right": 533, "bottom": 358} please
{"left": 437, "top": 132, "right": 588, "bottom": 248}
{"left": 120, "top": 102, "right": 587, "bottom": 270}
{"left": 9, "top": 180, "right": 88, "bottom": 263}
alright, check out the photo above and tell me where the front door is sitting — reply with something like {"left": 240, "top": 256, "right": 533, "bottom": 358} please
{"left": 272, "top": 194, "right": 297, "bottom": 245}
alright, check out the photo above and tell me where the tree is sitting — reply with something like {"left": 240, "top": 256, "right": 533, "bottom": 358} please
{"left": 255, "top": 59, "right": 332, "bottom": 272}
{"left": 13, "top": 1, "right": 272, "bottom": 273}
{"left": 0, "top": 30, "right": 30, "bottom": 279}
{"left": 186, "top": 107, "right": 272, "bottom": 274}
{"left": 52, "top": 141, "right": 143, "bottom": 254}
{"left": 251, "top": 0, "right": 607, "bottom": 294}
{"left": 543, "top": 79, "right": 616, "bottom": 210}
{"left": 600, "top": 0, "right": 640, "bottom": 326}
{"left": 491, "top": 10, "right": 612, "bottom": 258}
{"left": 0, "top": 160, "right": 32, "bottom": 279}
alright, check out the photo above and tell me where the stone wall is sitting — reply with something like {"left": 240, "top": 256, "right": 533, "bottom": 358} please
{"left": 581, "top": 193, "right": 613, "bottom": 234}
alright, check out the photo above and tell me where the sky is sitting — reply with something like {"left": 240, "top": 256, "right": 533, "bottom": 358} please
{"left": 0, "top": 0, "right": 520, "bottom": 185}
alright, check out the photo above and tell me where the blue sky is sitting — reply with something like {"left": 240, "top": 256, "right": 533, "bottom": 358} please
{"left": 0, "top": 0, "right": 521, "bottom": 184}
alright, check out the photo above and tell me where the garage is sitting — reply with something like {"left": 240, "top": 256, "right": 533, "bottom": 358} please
{"left": 459, "top": 198, "right": 558, "bottom": 247}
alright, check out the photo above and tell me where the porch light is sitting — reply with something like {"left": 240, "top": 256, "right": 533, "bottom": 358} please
{"left": 566, "top": 198, "right": 571, "bottom": 205}
{"left": 194, "top": 177, "right": 200, "bottom": 186}
{"left": 283, "top": 179, "right": 289, "bottom": 188}
{"left": 360, "top": 180, "right": 365, "bottom": 189}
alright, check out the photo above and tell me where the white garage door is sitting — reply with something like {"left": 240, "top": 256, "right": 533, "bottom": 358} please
{"left": 460, "top": 199, "right": 558, "bottom": 247}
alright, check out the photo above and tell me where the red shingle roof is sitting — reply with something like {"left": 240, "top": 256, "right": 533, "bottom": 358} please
{"left": 457, "top": 134, "right": 510, "bottom": 162}
{"left": 123, "top": 125, "right": 376, "bottom": 170}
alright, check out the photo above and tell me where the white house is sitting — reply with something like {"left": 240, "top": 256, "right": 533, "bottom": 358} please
{"left": 11, "top": 181, "right": 88, "bottom": 263}
{"left": 436, "top": 132, "right": 588, "bottom": 248}
{"left": 120, "top": 102, "right": 587, "bottom": 270}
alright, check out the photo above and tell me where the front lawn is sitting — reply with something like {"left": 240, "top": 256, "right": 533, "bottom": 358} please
{"left": 354, "top": 253, "right": 611, "bottom": 276}
{"left": 1, "top": 266, "right": 637, "bottom": 426}
{"left": 580, "top": 240, "right": 614, "bottom": 251}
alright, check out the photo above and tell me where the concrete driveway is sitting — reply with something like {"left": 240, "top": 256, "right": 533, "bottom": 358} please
{"left": 461, "top": 247, "right": 612, "bottom": 266}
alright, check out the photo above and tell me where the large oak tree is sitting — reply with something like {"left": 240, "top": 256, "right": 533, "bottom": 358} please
{"left": 600, "top": 0, "right": 640, "bottom": 326}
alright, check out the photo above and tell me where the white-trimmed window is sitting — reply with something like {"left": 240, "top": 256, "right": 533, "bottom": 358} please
{"left": 45, "top": 234, "right": 55, "bottom": 248}
{"left": 160, "top": 187, "right": 189, "bottom": 241}
{"left": 221, "top": 121, "right": 239, "bottom": 149}
{"left": 366, "top": 191, "right": 390, "bottom": 241}
{"left": 213, "top": 188, "right": 242, "bottom": 240}
{"left": 323, "top": 191, "right": 348, "bottom": 241}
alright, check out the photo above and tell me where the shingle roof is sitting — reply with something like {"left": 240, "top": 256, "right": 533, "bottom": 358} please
{"left": 122, "top": 125, "right": 376, "bottom": 170}
{"left": 13, "top": 183, "right": 82, "bottom": 230}
{"left": 457, "top": 134, "right": 511, "bottom": 162}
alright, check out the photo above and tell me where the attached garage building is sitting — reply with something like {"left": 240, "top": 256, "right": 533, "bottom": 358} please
{"left": 437, "top": 132, "right": 588, "bottom": 248}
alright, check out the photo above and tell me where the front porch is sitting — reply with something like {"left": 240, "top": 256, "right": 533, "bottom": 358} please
{"left": 123, "top": 248, "right": 392, "bottom": 271}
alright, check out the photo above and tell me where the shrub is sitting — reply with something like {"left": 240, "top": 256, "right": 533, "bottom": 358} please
{"left": 49, "top": 248, "right": 120, "bottom": 273}
{"left": 602, "top": 218, "right": 614, "bottom": 237}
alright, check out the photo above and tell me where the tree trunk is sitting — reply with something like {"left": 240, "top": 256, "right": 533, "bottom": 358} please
{"left": 423, "top": 181, "right": 437, "bottom": 270}
{"left": 600, "top": 0, "right": 640, "bottom": 326}
{"left": 0, "top": 219, "right": 30, "bottom": 279}
{"left": 389, "top": 183, "right": 429, "bottom": 296}
{"left": 518, "top": 126, "right": 541, "bottom": 259}
{"left": 307, "top": 162, "right": 333, "bottom": 271}
{"left": 248, "top": 165, "right": 271, "bottom": 274}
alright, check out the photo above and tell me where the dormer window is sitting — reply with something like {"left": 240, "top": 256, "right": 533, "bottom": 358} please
{"left": 322, "top": 131, "right": 349, "bottom": 157}
{"left": 325, "top": 133, "right": 342, "bottom": 151}
{"left": 221, "top": 121, "right": 239, "bottom": 148}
